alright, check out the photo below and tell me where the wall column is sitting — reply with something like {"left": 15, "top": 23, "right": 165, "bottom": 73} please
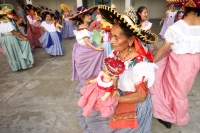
{"left": 76, "top": 0, "right": 83, "bottom": 7}
{"left": 125, "top": 0, "right": 131, "bottom": 8}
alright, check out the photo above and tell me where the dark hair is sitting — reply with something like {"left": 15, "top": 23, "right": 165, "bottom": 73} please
{"left": 183, "top": 7, "right": 200, "bottom": 18}
{"left": 119, "top": 24, "right": 133, "bottom": 38}
{"left": 77, "top": 14, "right": 89, "bottom": 26}
{"left": 136, "top": 6, "right": 147, "bottom": 25}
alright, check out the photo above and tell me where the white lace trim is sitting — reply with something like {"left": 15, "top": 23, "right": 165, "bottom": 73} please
{"left": 0, "top": 22, "right": 14, "bottom": 34}
{"left": 164, "top": 20, "right": 200, "bottom": 54}
{"left": 118, "top": 62, "right": 158, "bottom": 92}
{"left": 97, "top": 71, "right": 113, "bottom": 88}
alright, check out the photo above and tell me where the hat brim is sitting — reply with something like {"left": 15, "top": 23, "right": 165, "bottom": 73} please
{"left": 40, "top": 10, "right": 57, "bottom": 19}
{"left": 24, "top": 4, "right": 39, "bottom": 14}
{"left": 68, "top": 6, "right": 98, "bottom": 22}
{"left": 60, "top": 4, "right": 71, "bottom": 11}
{"left": 0, "top": 4, "right": 13, "bottom": 15}
{"left": 98, "top": 5, "right": 158, "bottom": 44}
{"left": 167, "top": 0, "right": 200, "bottom": 8}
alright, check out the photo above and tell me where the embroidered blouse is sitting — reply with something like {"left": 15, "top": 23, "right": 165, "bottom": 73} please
{"left": 109, "top": 51, "right": 158, "bottom": 92}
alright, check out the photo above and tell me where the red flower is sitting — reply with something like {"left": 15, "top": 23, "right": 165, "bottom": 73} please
{"left": 113, "top": 51, "right": 118, "bottom": 56}
{"left": 135, "top": 55, "right": 144, "bottom": 63}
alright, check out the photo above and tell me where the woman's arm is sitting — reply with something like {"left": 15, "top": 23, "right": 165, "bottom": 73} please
{"left": 83, "top": 37, "right": 103, "bottom": 51}
{"left": 118, "top": 82, "right": 148, "bottom": 104}
{"left": 62, "top": 14, "right": 65, "bottom": 24}
{"left": 11, "top": 30, "right": 28, "bottom": 41}
{"left": 154, "top": 41, "right": 171, "bottom": 62}
{"left": 100, "top": 92, "right": 111, "bottom": 101}
{"left": 89, "top": 78, "right": 97, "bottom": 84}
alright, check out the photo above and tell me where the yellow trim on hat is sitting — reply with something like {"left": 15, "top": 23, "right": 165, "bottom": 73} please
{"left": 98, "top": 5, "right": 158, "bottom": 44}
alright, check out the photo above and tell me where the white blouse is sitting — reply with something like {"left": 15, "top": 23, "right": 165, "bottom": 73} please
{"left": 41, "top": 21, "right": 57, "bottom": 32}
{"left": 73, "top": 29, "right": 93, "bottom": 45}
{"left": 164, "top": 20, "right": 200, "bottom": 54}
{"left": 166, "top": 10, "right": 177, "bottom": 18}
{"left": 0, "top": 21, "right": 14, "bottom": 34}
{"left": 141, "top": 20, "right": 152, "bottom": 31}
{"left": 100, "top": 32, "right": 109, "bottom": 42}
{"left": 27, "top": 15, "right": 37, "bottom": 25}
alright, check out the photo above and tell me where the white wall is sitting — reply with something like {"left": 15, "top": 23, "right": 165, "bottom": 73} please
{"left": 132, "top": 0, "right": 167, "bottom": 19}
{"left": 33, "top": 0, "right": 77, "bottom": 14}
{"left": 32, "top": 0, "right": 167, "bottom": 19}
{"left": 148, "top": 0, "right": 168, "bottom": 19}
{"left": 112, "top": 0, "right": 125, "bottom": 14}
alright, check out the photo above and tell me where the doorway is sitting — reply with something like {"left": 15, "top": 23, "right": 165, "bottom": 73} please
{"left": 95, "top": 0, "right": 111, "bottom": 6}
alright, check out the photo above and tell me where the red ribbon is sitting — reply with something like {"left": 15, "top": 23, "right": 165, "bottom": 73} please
{"left": 134, "top": 38, "right": 153, "bottom": 62}
{"left": 135, "top": 76, "right": 148, "bottom": 95}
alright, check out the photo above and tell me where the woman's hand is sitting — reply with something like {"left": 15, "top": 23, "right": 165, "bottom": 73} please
{"left": 85, "top": 78, "right": 96, "bottom": 84}
{"left": 154, "top": 41, "right": 171, "bottom": 62}
{"left": 95, "top": 47, "right": 104, "bottom": 51}
{"left": 89, "top": 79, "right": 96, "bottom": 84}
{"left": 22, "top": 36, "right": 28, "bottom": 41}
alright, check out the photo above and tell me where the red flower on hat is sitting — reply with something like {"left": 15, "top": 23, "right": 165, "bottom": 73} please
{"left": 135, "top": 55, "right": 144, "bottom": 63}
{"left": 104, "top": 57, "right": 125, "bottom": 76}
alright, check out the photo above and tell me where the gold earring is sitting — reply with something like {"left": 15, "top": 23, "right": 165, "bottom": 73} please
{"left": 129, "top": 46, "right": 132, "bottom": 52}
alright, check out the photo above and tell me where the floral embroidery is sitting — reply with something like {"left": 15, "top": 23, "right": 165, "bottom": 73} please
{"left": 128, "top": 55, "right": 149, "bottom": 68}
{"left": 135, "top": 55, "right": 144, "bottom": 63}
{"left": 113, "top": 50, "right": 119, "bottom": 58}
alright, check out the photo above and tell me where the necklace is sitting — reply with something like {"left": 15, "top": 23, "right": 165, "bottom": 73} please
{"left": 120, "top": 47, "right": 132, "bottom": 61}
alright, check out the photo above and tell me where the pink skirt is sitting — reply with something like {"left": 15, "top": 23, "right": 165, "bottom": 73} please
{"left": 78, "top": 82, "right": 118, "bottom": 118}
{"left": 149, "top": 51, "right": 200, "bottom": 125}
{"left": 27, "top": 24, "right": 43, "bottom": 51}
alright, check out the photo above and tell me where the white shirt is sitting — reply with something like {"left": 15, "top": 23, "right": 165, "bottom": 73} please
{"left": 141, "top": 20, "right": 152, "bottom": 31}
{"left": 0, "top": 21, "right": 14, "bottom": 34}
{"left": 73, "top": 29, "right": 93, "bottom": 45}
{"left": 27, "top": 15, "right": 37, "bottom": 25}
{"left": 100, "top": 31, "right": 109, "bottom": 42}
{"left": 166, "top": 10, "right": 177, "bottom": 18}
{"left": 164, "top": 20, "right": 200, "bottom": 54}
{"left": 41, "top": 21, "right": 57, "bottom": 32}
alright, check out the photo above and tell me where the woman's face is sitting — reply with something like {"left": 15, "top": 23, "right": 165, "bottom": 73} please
{"left": 17, "top": 18, "right": 23, "bottom": 24}
{"left": 171, "top": 4, "right": 175, "bottom": 9}
{"left": 110, "top": 24, "right": 133, "bottom": 51}
{"left": 139, "top": 8, "right": 148, "bottom": 21}
{"left": 83, "top": 14, "right": 91, "bottom": 23}
{"left": 30, "top": 9, "right": 34, "bottom": 15}
{"left": 46, "top": 14, "right": 52, "bottom": 21}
